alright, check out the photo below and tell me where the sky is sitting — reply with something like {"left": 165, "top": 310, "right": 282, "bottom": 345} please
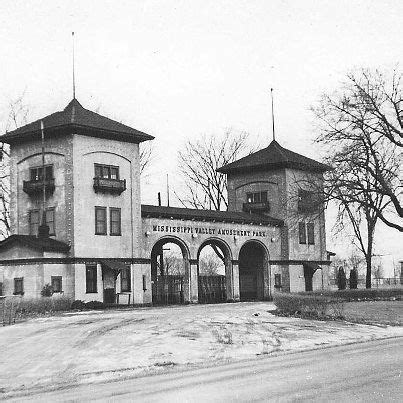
{"left": 0, "top": 0, "right": 402, "bottom": 269}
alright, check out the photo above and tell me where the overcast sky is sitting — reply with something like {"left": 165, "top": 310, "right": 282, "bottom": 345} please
{"left": 0, "top": 0, "right": 402, "bottom": 267}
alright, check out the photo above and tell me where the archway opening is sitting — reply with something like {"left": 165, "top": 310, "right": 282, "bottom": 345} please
{"left": 197, "top": 240, "right": 232, "bottom": 303}
{"left": 238, "top": 241, "right": 267, "bottom": 301}
{"left": 151, "top": 238, "right": 189, "bottom": 305}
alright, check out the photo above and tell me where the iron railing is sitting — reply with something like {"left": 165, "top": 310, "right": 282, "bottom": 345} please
{"left": 93, "top": 177, "right": 126, "bottom": 194}
{"left": 152, "top": 275, "right": 184, "bottom": 305}
{"left": 198, "top": 275, "right": 226, "bottom": 303}
{"left": 23, "top": 179, "right": 55, "bottom": 195}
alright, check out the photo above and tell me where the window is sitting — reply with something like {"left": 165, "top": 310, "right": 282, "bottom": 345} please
{"left": 51, "top": 276, "right": 62, "bottom": 293}
{"left": 29, "top": 208, "right": 55, "bottom": 236}
{"left": 94, "top": 164, "right": 119, "bottom": 180}
{"left": 29, "top": 210, "right": 40, "bottom": 235}
{"left": 274, "top": 274, "right": 282, "bottom": 289}
{"left": 86, "top": 265, "right": 97, "bottom": 293}
{"left": 95, "top": 207, "right": 107, "bottom": 235}
{"left": 299, "top": 222, "right": 315, "bottom": 245}
{"left": 246, "top": 191, "right": 268, "bottom": 203}
{"left": 299, "top": 222, "right": 307, "bottom": 244}
{"left": 307, "top": 222, "right": 315, "bottom": 245}
{"left": 46, "top": 208, "right": 55, "bottom": 235}
{"left": 14, "top": 277, "right": 24, "bottom": 295}
{"left": 121, "top": 266, "right": 131, "bottom": 292}
{"left": 110, "top": 208, "right": 121, "bottom": 236}
{"left": 30, "top": 165, "right": 53, "bottom": 181}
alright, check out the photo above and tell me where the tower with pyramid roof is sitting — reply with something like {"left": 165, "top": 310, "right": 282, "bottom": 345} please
{"left": 0, "top": 99, "right": 153, "bottom": 301}
{"left": 218, "top": 139, "right": 330, "bottom": 293}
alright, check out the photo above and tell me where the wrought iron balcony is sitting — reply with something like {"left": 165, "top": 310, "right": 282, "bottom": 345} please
{"left": 93, "top": 177, "right": 126, "bottom": 194}
{"left": 23, "top": 179, "right": 55, "bottom": 195}
{"left": 242, "top": 201, "right": 270, "bottom": 213}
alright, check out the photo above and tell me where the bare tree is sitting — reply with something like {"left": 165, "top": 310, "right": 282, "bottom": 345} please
{"left": 199, "top": 251, "right": 223, "bottom": 276}
{"left": 177, "top": 129, "right": 255, "bottom": 211}
{"left": 0, "top": 94, "right": 30, "bottom": 239}
{"left": 139, "top": 142, "right": 154, "bottom": 176}
{"left": 313, "top": 68, "right": 402, "bottom": 232}
{"left": 161, "top": 251, "right": 185, "bottom": 276}
{"left": 309, "top": 68, "right": 403, "bottom": 288}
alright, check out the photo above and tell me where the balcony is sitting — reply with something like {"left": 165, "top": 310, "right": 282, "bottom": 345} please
{"left": 242, "top": 201, "right": 270, "bottom": 213}
{"left": 93, "top": 177, "right": 126, "bottom": 195}
{"left": 23, "top": 179, "right": 55, "bottom": 195}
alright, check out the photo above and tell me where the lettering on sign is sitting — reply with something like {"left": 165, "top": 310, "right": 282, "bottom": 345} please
{"left": 152, "top": 225, "right": 266, "bottom": 237}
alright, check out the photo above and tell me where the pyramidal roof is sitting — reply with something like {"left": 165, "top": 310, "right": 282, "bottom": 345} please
{"left": 1, "top": 98, "right": 154, "bottom": 144}
{"left": 217, "top": 140, "right": 331, "bottom": 174}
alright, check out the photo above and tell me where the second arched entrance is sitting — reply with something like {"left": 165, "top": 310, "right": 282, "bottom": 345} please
{"left": 197, "top": 238, "right": 232, "bottom": 303}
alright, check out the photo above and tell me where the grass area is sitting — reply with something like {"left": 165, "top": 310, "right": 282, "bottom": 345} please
{"left": 301, "top": 288, "right": 402, "bottom": 301}
{"left": 273, "top": 291, "right": 403, "bottom": 326}
{"left": 343, "top": 301, "right": 403, "bottom": 326}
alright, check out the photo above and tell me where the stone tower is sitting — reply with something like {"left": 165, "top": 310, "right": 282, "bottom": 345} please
{"left": 218, "top": 139, "right": 330, "bottom": 291}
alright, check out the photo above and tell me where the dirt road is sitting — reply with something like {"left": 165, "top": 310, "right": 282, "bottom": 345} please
{"left": 9, "top": 337, "right": 403, "bottom": 402}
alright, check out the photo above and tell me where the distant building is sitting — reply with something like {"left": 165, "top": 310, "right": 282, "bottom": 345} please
{"left": 0, "top": 98, "right": 331, "bottom": 304}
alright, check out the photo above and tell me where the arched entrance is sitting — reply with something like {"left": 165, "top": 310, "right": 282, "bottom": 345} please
{"left": 151, "top": 237, "right": 190, "bottom": 305}
{"left": 238, "top": 241, "right": 269, "bottom": 301}
{"left": 197, "top": 238, "right": 232, "bottom": 303}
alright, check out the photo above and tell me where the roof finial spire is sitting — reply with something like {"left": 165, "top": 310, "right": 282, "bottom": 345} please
{"left": 72, "top": 32, "right": 76, "bottom": 99}
{"left": 270, "top": 88, "right": 275, "bottom": 142}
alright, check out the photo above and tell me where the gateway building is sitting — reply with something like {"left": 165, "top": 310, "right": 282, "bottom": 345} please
{"left": 0, "top": 98, "right": 332, "bottom": 304}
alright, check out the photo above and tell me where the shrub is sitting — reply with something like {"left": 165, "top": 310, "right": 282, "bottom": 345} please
{"left": 349, "top": 269, "right": 358, "bottom": 289}
{"left": 71, "top": 300, "right": 105, "bottom": 310}
{"left": 16, "top": 296, "right": 72, "bottom": 316}
{"left": 85, "top": 300, "right": 105, "bottom": 310}
{"left": 41, "top": 283, "right": 54, "bottom": 297}
{"left": 71, "top": 300, "right": 86, "bottom": 310}
{"left": 273, "top": 292, "right": 344, "bottom": 320}
{"left": 337, "top": 267, "right": 347, "bottom": 290}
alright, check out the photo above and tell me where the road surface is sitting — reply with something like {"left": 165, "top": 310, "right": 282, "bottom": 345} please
{"left": 8, "top": 337, "right": 403, "bottom": 402}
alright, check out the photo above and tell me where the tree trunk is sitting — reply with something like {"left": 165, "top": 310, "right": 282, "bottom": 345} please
{"left": 365, "top": 222, "right": 374, "bottom": 289}
{"left": 365, "top": 258, "right": 372, "bottom": 289}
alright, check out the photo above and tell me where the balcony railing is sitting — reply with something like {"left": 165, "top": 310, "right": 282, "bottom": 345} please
{"left": 243, "top": 201, "right": 270, "bottom": 213}
{"left": 23, "top": 179, "right": 55, "bottom": 195}
{"left": 93, "top": 177, "right": 126, "bottom": 194}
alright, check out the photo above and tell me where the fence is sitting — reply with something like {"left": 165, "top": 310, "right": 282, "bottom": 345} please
{"left": 198, "top": 275, "right": 226, "bottom": 303}
{"left": 330, "top": 277, "right": 402, "bottom": 289}
{"left": 0, "top": 295, "right": 23, "bottom": 326}
{"left": 152, "top": 275, "right": 184, "bottom": 305}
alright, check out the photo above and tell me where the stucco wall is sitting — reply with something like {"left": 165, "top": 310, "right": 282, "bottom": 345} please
{"left": 43, "top": 263, "right": 75, "bottom": 298}
{"left": 10, "top": 135, "right": 73, "bottom": 245}
{"left": 284, "top": 169, "right": 327, "bottom": 262}
{"left": 0, "top": 264, "right": 43, "bottom": 298}
{"left": 227, "top": 169, "right": 287, "bottom": 220}
{"left": 74, "top": 263, "right": 103, "bottom": 302}
{"left": 141, "top": 217, "right": 282, "bottom": 261}
{"left": 72, "top": 135, "right": 141, "bottom": 259}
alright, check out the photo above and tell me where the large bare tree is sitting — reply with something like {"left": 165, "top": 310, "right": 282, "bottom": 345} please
{"left": 313, "top": 68, "right": 402, "bottom": 232}
{"left": 311, "top": 68, "right": 402, "bottom": 287}
{"left": 177, "top": 129, "right": 255, "bottom": 211}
